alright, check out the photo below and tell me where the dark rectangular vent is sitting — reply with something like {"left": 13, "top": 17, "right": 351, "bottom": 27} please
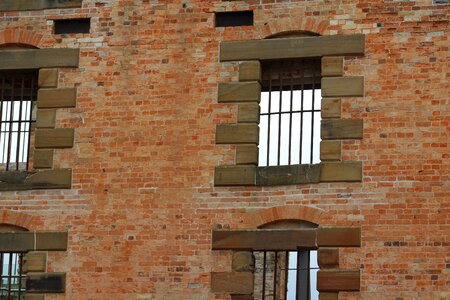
{"left": 215, "top": 11, "right": 253, "bottom": 27}
{"left": 54, "top": 18, "right": 90, "bottom": 34}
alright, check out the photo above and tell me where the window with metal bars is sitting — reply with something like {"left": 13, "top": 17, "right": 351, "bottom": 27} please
{"left": 0, "top": 252, "right": 25, "bottom": 300}
{"left": 0, "top": 71, "right": 38, "bottom": 171}
{"left": 254, "top": 250, "right": 319, "bottom": 300}
{"left": 258, "top": 59, "right": 321, "bottom": 167}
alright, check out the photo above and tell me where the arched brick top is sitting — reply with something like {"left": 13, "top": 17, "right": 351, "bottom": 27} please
{"left": 0, "top": 210, "right": 36, "bottom": 230}
{"left": 242, "top": 205, "right": 328, "bottom": 229}
{"left": 259, "top": 17, "right": 329, "bottom": 38}
{"left": 0, "top": 29, "right": 43, "bottom": 48}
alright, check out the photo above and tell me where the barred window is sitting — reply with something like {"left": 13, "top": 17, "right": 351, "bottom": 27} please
{"left": 254, "top": 250, "right": 319, "bottom": 300}
{"left": 0, "top": 71, "right": 38, "bottom": 171}
{"left": 258, "top": 59, "right": 321, "bottom": 167}
{"left": 0, "top": 252, "right": 25, "bottom": 299}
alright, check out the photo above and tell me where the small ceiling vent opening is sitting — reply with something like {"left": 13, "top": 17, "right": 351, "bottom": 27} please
{"left": 215, "top": 11, "right": 253, "bottom": 27}
{"left": 54, "top": 18, "right": 91, "bottom": 34}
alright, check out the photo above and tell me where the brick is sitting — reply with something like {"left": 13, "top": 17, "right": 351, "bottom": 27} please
{"left": 318, "top": 248, "right": 339, "bottom": 269}
{"left": 23, "top": 252, "right": 47, "bottom": 273}
{"left": 36, "top": 109, "right": 56, "bottom": 128}
{"left": 256, "top": 164, "right": 321, "bottom": 185}
{"left": 317, "top": 270, "right": 360, "bottom": 292}
{"left": 320, "top": 140, "right": 341, "bottom": 161}
{"left": 317, "top": 227, "right": 361, "bottom": 247}
{"left": 218, "top": 82, "right": 261, "bottom": 103}
{"left": 33, "top": 149, "right": 54, "bottom": 169}
{"left": 214, "top": 165, "right": 256, "bottom": 186}
{"left": 321, "top": 119, "right": 363, "bottom": 139}
{"left": 321, "top": 77, "right": 364, "bottom": 97}
{"left": 35, "top": 231, "right": 68, "bottom": 251}
{"left": 321, "top": 98, "right": 341, "bottom": 119}
{"left": 232, "top": 251, "right": 254, "bottom": 272}
{"left": 38, "top": 68, "right": 58, "bottom": 88}
{"left": 220, "top": 35, "right": 365, "bottom": 61}
{"left": 322, "top": 56, "right": 344, "bottom": 77}
{"left": 0, "top": 232, "right": 34, "bottom": 252}
{"left": 320, "top": 161, "right": 362, "bottom": 182}
{"left": 236, "top": 144, "right": 258, "bottom": 165}
{"left": 37, "top": 88, "right": 77, "bottom": 108}
{"left": 211, "top": 272, "right": 253, "bottom": 294}
{"left": 0, "top": 49, "right": 79, "bottom": 70}
{"left": 239, "top": 61, "right": 261, "bottom": 82}
{"left": 216, "top": 124, "right": 259, "bottom": 144}
{"left": 35, "top": 129, "right": 75, "bottom": 149}
{"left": 212, "top": 229, "right": 317, "bottom": 250}
{"left": 26, "top": 272, "right": 66, "bottom": 293}
{"left": 237, "top": 103, "right": 260, "bottom": 123}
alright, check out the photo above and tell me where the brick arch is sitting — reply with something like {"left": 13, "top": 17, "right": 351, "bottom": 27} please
{"left": 242, "top": 205, "right": 327, "bottom": 229}
{"left": 258, "top": 17, "right": 330, "bottom": 39}
{"left": 0, "top": 29, "right": 43, "bottom": 48}
{"left": 0, "top": 210, "right": 37, "bottom": 230}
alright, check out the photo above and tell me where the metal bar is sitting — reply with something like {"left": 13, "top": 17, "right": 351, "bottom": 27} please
{"left": 277, "top": 63, "right": 283, "bottom": 166}
{"left": 16, "top": 75, "right": 25, "bottom": 170}
{"left": 0, "top": 253, "right": 3, "bottom": 291}
{"left": 266, "top": 69, "right": 272, "bottom": 167}
{"left": 260, "top": 109, "right": 320, "bottom": 116}
{"left": 17, "top": 253, "right": 23, "bottom": 299}
{"left": 299, "top": 64, "right": 304, "bottom": 164}
{"left": 296, "top": 251, "right": 301, "bottom": 300}
{"left": 284, "top": 251, "right": 289, "bottom": 299}
{"left": 0, "top": 76, "right": 5, "bottom": 166}
{"left": 8, "top": 252, "right": 13, "bottom": 297}
{"left": 262, "top": 251, "right": 267, "bottom": 300}
{"left": 288, "top": 63, "right": 294, "bottom": 165}
{"left": 273, "top": 251, "right": 278, "bottom": 300}
{"left": 310, "top": 71, "right": 316, "bottom": 164}
{"left": 26, "top": 75, "right": 36, "bottom": 170}
{"left": 6, "top": 78, "right": 15, "bottom": 170}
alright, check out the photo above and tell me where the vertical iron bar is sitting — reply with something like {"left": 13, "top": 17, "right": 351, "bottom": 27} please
{"left": 307, "top": 251, "right": 311, "bottom": 300}
{"left": 0, "top": 75, "right": 5, "bottom": 165}
{"left": 266, "top": 69, "right": 272, "bottom": 166}
{"left": 295, "top": 251, "right": 301, "bottom": 300}
{"left": 0, "top": 253, "right": 3, "bottom": 291}
{"left": 310, "top": 68, "right": 316, "bottom": 164}
{"left": 8, "top": 252, "right": 13, "bottom": 298}
{"left": 273, "top": 251, "right": 278, "bottom": 300}
{"left": 299, "top": 62, "right": 304, "bottom": 164}
{"left": 6, "top": 76, "right": 15, "bottom": 171}
{"left": 277, "top": 63, "right": 283, "bottom": 166}
{"left": 262, "top": 251, "right": 267, "bottom": 300}
{"left": 284, "top": 251, "right": 289, "bottom": 300}
{"left": 288, "top": 62, "right": 294, "bottom": 165}
{"left": 18, "top": 253, "right": 23, "bottom": 300}
{"left": 16, "top": 75, "right": 25, "bottom": 170}
{"left": 26, "top": 75, "right": 36, "bottom": 170}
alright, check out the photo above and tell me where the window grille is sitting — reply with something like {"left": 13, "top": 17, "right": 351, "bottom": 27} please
{"left": 259, "top": 59, "right": 321, "bottom": 167}
{"left": 254, "top": 250, "right": 319, "bottom": 300}
{"left": 0, "top": 71, "right": 38, "bottom": 171}
{"left": 0, "top": 252, "right": 25, "bottom": 299}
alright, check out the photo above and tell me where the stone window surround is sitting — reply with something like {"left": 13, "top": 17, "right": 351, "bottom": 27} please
{"left": 0, "top": 48, "right": 79, "bottom": 191}
{"left": 210, "top": 225, "right": 362, "bottom": 299}
{"left": 0, "top": 229, "right": 69, "bottom": 299}
{"left": 0, "top": 0, "right": 82, "bottom": 12}
{"left": 214, "top": 34, "right": 365, "bottom": 186}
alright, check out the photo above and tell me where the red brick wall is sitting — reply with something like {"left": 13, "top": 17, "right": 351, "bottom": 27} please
{"left": 0, "top": 0, "right": 448, "bottom": 299}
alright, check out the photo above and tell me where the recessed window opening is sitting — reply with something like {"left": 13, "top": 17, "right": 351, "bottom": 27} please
{"left": 253, "top": 250, "right": 319, "bottom": 300}
{"left": 0, "top": 71, "right": 38, "bottom": 171}
{"left": 259, "top": 59, "right": 322, "bottom": 167}
{"left": 0, "top": 252, "right": 26, "bottom": 299}
{"left": 54, "top": 18, "right": 91, "bottom": 34}
{"left": 215, "top": 11, "right": 254, "bottom": 27}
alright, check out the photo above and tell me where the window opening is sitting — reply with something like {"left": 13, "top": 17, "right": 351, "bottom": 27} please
{"left": 259, "top": 59, "right": 321, "bottom": 167}
{"left": 54, "top": 18, "right": 91, "bottom": 34}
{"left": 215, "top": 11, "right": 254, "bottom": 27}
{"left": 0, "top": 71, "right": 38, "bottom": 171}
{"left": 0, "top": 252, "right": 25, "bottom": 299}
{"left": 254, "top": 250, "right": 319, "bottom": 300}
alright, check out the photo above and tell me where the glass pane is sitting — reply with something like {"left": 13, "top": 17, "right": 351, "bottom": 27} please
{"left": 259, "top": 115, "right": 268, "bottom": 167}
{"left": 260, "top": 92, "right": 270, "bottom": 114}
{"left": 279, "top": 113, "right": 290, "bottom": 165}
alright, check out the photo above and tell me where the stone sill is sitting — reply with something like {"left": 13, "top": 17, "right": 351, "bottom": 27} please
{"left": 0, "top": 0, "right": 82, "bottom": 12}
{"left": 214, "top": 162, "right": 362, "bottom": 186}
{"left": 0, "top": 169, "right": 72, "bottom": 191}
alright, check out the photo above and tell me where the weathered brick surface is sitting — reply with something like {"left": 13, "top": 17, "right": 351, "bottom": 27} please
{"left": 0, "top": 0, "right": 448, "bottom": 299}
